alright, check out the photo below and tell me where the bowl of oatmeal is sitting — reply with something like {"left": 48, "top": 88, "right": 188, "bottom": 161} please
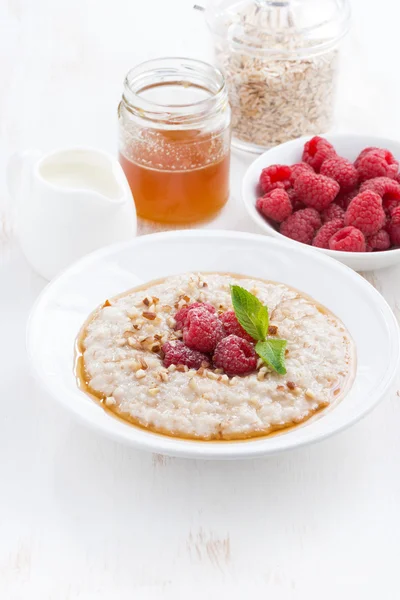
{"left": 27, "top": 230, "right": 399, "bottom": 459}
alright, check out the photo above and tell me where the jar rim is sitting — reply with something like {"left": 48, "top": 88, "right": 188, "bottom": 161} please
{"left": 122, "top": 57, "right": 228, "bottom": 125}
{"left": 205, "top": 0, "right": 351, "bottom": 58}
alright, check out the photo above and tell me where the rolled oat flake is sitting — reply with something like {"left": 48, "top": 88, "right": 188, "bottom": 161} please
{"left": 202, "top": 0, "right": 351, "bottom": 152}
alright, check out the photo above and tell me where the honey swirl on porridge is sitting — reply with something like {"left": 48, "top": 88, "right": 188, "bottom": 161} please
{"left": 75, "top": 273, "right": 356, "bottom": 442}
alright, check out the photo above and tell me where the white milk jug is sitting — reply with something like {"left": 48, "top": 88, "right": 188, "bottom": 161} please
{"left": 7, "top": 147, "right": 137, "bottom": 280}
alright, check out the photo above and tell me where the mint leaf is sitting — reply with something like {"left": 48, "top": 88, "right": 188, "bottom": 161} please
{"left": 230, "top": 285, "right": 269, "bottom": 341}
{"left": 255, "top": 339, "right": 287, "bottom": 375}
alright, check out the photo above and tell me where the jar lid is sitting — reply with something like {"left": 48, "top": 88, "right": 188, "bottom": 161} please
{"left": 205, "top": 0, "right": 351, "bottom": 57}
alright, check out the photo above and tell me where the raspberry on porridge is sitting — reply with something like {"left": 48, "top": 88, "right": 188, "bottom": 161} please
{"left": 77, "top": 273, "right": 355, "bottom": 441}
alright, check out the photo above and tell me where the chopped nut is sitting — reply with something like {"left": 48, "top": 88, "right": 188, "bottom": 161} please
{"left": 142, "top": 297, "right": 151, "bottom": 306}
{"left": 135, "top": 369, "right": 146, "bottom": 379}
{"left": 206, "top": 371, "right": 219, "bottom": 380}
{"left": 200, "top": 281, "right": 208, "bottom": 288}
{"left": 142, "top": 311, "right": 156, "bottom": 320}
{"left": 285, "top": 349, "right": 289, "bottom": 356}
{"left": 276, "top": 385, "right": 285, "bottom": 391}
{"left": 334, "top": 388, "right": 341, "bottom": 396}
{"left": 152, "top": 296, "right": 159, "bottom": 304}
{"left": 214, "top": 368, "right": 223, "bottom": 374}
{"left": 139, "top": 358, "right": 148, "bottom": 370}
{"left": 305, "top": 389, "right": 315, "bottom": 400}
{"left": 128, "top": 337, "right": 141, "bottom": 349}
{"left": 150, "top": 343, "right": 161, "bottom": 353}
{"left": 105, "top": 396, "right": 116, "bottom": 406}
{"left": 196, "top": 367, "right": 205, "bottom": 376}
{"left": 162, "top": 305, "right": 172, "bottom": 313}
{"left": 221, "top": 374, "right": 229, "bottom": 383}
{"left": 159, "top": 371, "right": 169, "bottom": 382}
{"left": 148, "top": 387, "right": 160, "bottom": 396}
{"left": 103, "top": 299, "right": 111, "bottom": 307}
{"left": 182, "top": 295, "right": 190, "bottom": 303}
{"left": 268, "top": 325, "right": 278, "bottom": 335}
{"left": 167, "top": 316, "right": 176, "bottom": 328}
{"left": 154, "top": 334, "right": 162, "bottom": 341}
{"left": 167, "top": 364, "right": 176, "bottom": 372}
{"left": 132, "top": 324, "right": 141, "bottom": 331}
{"left": 176, "top": 364, "right": 188, "bottom": 373}
{"left": 287, "top": 381, "right": 296, "bottom": 390}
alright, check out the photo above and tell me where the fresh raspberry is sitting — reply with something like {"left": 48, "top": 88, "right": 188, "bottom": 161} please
{"left": 320, "top": 157, "right": 358, "bottom": 192}
{"left": 174, "top": 302, "right": 215, "bottom": 331}
{"left": 329, "top": 226, "right": 366, "bottom": 252}
{"left": 335, "top": 189, "right": 359, "bottom": 210}
{"left": 360, "top": 177, "right": 400, "bottom": 216}
{"left": 289, "top": 162, "right": 314, "bottom": 185}
{"left": 302, "top": 136, "right": 337, "bottom": 172}
{"left": 354, "top": 147, "right": 381, "bottom": 168}
{"left": 259, "top": 164, "right": 291, "bottom": 194}
{"left": 162, "top": 340, "right": 211, "bottom": 370}
{"left": 321, "top": 203, "right": 345, "bottom": 223}
{"left": 387, "top": 206, "right": 400, "bottom": 246}
{"left": 219, "top": 310, "right": 254, "bottom": 343}
{"left": 294, "top": 171, "right": 340, "bottom": 211}
{"left": 366, "top": 229, "right": 391, "bottom": 251}
{"left": 344, "top": 191, "right": 385, "bottom": 235}
{"left": 280, "top": 208, "right": 321, "bottom": 244}
{"left": 256, "top": 189, "right": 292, "bottom": 223}
{"left": 356, "top": 149, "right": 399, "bottom": 182}
{"left": 395, "top": 173, "right": 400, "bottom": 185}
{"left": 312, "top": 219, "right": 345, "bottom": 249}
{"left": 213, "top": 335, "right": 257, "bottom": 376}
{"left": 287, "top": 188, "right": 305, "bottom": 211}
{"left": 183, "top": 306, "right": 224, "bottom": 353}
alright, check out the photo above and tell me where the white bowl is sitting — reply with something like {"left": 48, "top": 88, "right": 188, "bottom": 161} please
{"left": 242, "top": 133, "right": 400, "bottom": 271}
{"left": 27, "top": 230, "right": 399, "bottom": 459}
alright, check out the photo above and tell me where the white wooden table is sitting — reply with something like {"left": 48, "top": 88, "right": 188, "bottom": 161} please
{"left": 1, "top": 1, "right": 400, "bottom": 598}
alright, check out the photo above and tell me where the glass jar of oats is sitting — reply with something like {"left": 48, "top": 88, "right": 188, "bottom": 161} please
{"left": 204, "top": 0, "right": 350, "bottom": 153}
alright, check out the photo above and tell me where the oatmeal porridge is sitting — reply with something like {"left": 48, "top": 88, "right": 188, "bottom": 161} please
{"left": 77, "top": 273, "right": 355, "bottom": 441}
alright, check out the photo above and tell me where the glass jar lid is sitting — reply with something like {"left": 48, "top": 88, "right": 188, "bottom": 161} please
{"left": 205, "top": 0, "right": 351, "bottom": 57}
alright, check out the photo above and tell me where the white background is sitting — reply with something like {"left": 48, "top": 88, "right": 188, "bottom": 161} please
{"left": 1, "top": 0, "right": 400, "bottom": 598}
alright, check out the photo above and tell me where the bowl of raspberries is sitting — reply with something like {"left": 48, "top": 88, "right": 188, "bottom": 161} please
{"left": 242, "top": 134, "right": 400, "bottom": 270}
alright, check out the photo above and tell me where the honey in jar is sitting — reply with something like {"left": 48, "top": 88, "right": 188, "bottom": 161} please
{"left": 118, "top": 59, "right": 231, "bottom": 226}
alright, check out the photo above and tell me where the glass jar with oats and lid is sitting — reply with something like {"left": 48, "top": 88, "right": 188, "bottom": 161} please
{"left": 118, "top": 58, "right": 231, "bottom": 228}
{"left": 203, "top": 0, "right": 351, "bottom": 153}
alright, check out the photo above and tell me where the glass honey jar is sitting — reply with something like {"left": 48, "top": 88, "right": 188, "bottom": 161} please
{"left": 118, "top": 58, "right": 231, "bottom": 227}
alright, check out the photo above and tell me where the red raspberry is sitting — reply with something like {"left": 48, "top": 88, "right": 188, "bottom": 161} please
{"left": 162, "top": 340, "right": 211, "bottom": 370}
{"left": 259, "top": 164, "right": 291, "bottom": 194}
{"left": 294, "top": 171, "right": 340, "bottom": 211}
{"left": 287, "top": 188, "right": 305, "bottom": 211}
{"left": 183, "top": 306, "right": 224, "bottom": 353}
{"left": 356, "top": 149, "right": 399, "bottom": 182}
{"left": 321, "top": 203, "right": 345, "bottom": 223}
{"left": 256, "top": 189, "right": 292, "bottom": 223}
{"left": 289, "top": 162, "right": 314, "bottom": 185}
{"left": 387, "top": 206, "right": 400, "bottom": 246}
{"left": 366, "top": 229, "right": 391, "bottom": 251}
{"left": 213, "top": 335, "right": 257, "bottom": 376}
{"left": 335, "top": 189, "right": 359, "bottom": 210}
{"left": 280, "top": 208, "right": 321, "bottom": 245}
{"left": 320, "top": 157, "right": 358, "bottom": 192}
{"left": 360, "top": 177, "right": 400, "bottom": 216}
{"left": 354, "top": 147, "right": 381, "bottom": 168}
{"left": 329, "top": 226, "right": 366, "bottom": 252}
{"left": 174, "top": 302, "right": 215, "bottom": 331}
{"left": 344, "top": 191, "right": 385, "bottom": 236}
{"left": 219, "top": 310, "right": 254, "bottom": 343}
{"left": 313, "top": 219, "right": 345, "bottom": 249}
{"left": 302, "top": 136, "right": 337, "bottom": 172}
{"left": 395, "top": 173, "right": 400, "bottom": 185}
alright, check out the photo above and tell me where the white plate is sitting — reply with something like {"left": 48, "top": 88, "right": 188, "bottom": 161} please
{"left": 242, "top": 133, "right": 400, "bottom": 271}
{"left": 27, "top": 230, "right": 399, "bottom": 459}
